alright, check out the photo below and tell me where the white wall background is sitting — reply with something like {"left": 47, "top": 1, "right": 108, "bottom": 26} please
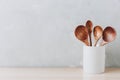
{"left": 0, "top": 0, "right": 120, "bottom": 67}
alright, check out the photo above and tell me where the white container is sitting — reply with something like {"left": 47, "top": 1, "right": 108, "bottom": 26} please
{"left": 83, "top": 46, "right": 105, "bottom": 74}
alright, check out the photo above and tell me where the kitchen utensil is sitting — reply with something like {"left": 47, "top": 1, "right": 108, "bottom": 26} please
{"left": 74, "top": 25, "right": 89, "bottom": 46}
{"left": 101, "top": 26, "right": 116, "bottom": 46}
{"left": 93, "top": 26, "right": 103, "bottom": 46}
{"left": 86, "top": 20, "right": 93, "bottom": 46}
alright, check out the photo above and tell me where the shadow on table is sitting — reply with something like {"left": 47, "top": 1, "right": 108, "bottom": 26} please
{"left": 105, "top": 68, "right": 119, "bottom": 73}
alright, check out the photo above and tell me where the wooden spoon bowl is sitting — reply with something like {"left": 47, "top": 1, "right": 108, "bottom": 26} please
{"left": 74, "top": 25, "right": 89, "bottom": 46}
{"left": 93, "top": 26, "right": 103, "bottom": 46}
{"left": 86, "top": 20, "right": 93, "bottom": 46}
{"left": 101, "top": 26, "right": 116, "bottom": 46}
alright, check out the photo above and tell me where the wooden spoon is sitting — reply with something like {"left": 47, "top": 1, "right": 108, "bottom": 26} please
{"left": 86, "top": 20, "right": 93, "bottom": 46}
{"left": 101, "top": 26, "right": 116, "bottom": 46}
{"left": 74, "top": 25, "right": 89, "bottom": 46}
{"left": 93, "top": 26, "right": 103, "bottom": 46}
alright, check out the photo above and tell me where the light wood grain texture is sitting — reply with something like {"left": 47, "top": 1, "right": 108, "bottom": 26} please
{"left": 0, "top": 68, "right": 119, "bottom": 80}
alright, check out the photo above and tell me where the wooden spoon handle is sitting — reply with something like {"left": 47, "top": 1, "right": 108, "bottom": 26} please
{"left": 94, "top": 37, "right": 101, "bottom": 46}
{"left": 84, "top": 40, "right": 90, "bottom": 46}
{"left": 89, "top": 33, "right": 92, "bottom": 46}
{"left": 100, "top": 41, "right": 107, "bottom": 46}
{"left": 94, "top": 39, "right": 99, "bottom": 46}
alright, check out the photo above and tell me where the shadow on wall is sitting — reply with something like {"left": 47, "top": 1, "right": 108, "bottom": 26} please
{"left": 105, "top": 34, "right": 120, "bottom": 67}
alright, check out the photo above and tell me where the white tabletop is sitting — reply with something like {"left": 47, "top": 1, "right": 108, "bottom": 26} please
{"left": 0, "top": 68, "right": 119, "bottom": 80}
